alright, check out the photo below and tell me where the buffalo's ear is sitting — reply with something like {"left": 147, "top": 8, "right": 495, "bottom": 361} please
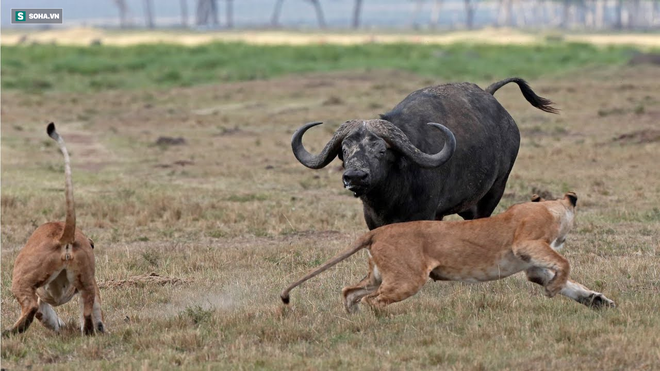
{"left": 531, "top": 194, "right": 544, "bottom": 202}
{"left": 564, "top": 192, "right": 577, "bottom": 207}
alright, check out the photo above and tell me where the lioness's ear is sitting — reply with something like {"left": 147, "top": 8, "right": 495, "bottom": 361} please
{"left": 564, "top": 192, "right": 577, "bottom": 207}
{"left": 531, "top": 194, "right": 544, "bottom": 202}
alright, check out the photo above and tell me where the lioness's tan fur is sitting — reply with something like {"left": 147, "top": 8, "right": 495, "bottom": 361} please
{"left": 2, "top": 123, "right": 105, "bottom": 337}
{"left": 281, "top": 193, "right": 615, "bottom": 312}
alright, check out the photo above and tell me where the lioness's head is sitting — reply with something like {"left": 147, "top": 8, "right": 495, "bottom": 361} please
{"left": 530, "top": 194, "right": 545, "bottom": 202}
{"left": 563, "top": 192, "right": 577, "bottom": 207}
{"left": 530, "top": 192, "right": 577, "bottom": 208}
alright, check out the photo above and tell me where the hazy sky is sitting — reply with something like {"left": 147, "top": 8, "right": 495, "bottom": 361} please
{"left": 1, "top": 0, "right": 486, "bottom": 29}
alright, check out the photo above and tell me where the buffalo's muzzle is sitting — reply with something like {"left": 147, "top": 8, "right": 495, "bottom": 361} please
{"left": 343, "top": 170, "right": 369, "bottom": 196}
{"left": 343, "top": 170, "right": 368, "bottom": 186}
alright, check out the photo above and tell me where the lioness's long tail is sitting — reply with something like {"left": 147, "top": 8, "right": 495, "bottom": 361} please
{"left": 47, "top": 123, "right": 76, "bottom": 245}
{"left": 485, "top": 77, "right": 559, "bottom": 114}
{"left": 280, "top": 232, "right": 374, "bottom": 304}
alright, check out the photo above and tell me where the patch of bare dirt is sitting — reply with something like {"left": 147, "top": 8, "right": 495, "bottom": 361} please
{"left": 99, "top": 272, "right": 188, "bottom": 289}
{"left": 629, "top": 53, "right": 660, "bottom": 66}
{"left": 57, "top": 128, "right": 115, "bottom": 171}
{"left": 155, "top": 136, "right": 186, "bottom": 146}
{"left": 154, "top": 160, "right": 195, "bottom": 168}
{"left": 322, "top": 96, "right": 345, "bottom": 106}
{"left": 215, "top": 126, "right": 254, "bottom": 137}
{"left": 612, "top": 129, "right": 660, "bottom": 144}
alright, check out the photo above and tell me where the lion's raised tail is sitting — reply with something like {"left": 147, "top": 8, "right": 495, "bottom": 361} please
{"left": 47, "top": 123, "right": 76, "bottom": 245}
{"left": 280, "top": 232, "right": 374, "bottom": 304}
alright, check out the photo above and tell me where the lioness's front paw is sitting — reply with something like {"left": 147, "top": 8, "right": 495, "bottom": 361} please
{"left": 344, "top": 301, "right": 359, "bottom": 314}
{"left": 545, "top": 285, "right": 561, "bottom": 298}
{"left": 583, "top": 293, "right": 616, "bottom": 309}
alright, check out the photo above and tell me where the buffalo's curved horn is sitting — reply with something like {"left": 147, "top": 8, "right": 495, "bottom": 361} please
{"left": 291, "top": 121, "right": 358, "bottom": 169}
{"left": 368, "top": 120, "right": 456, "bottom": 168}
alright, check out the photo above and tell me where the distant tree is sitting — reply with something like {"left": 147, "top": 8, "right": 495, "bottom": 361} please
{"left": 430, "top": 0, "right": 443, "bottom": 28}
{"left": 614, "top": 0, "right": 623, "bottom": 29}
{"left": 271, "top": 0, "right": 284, "bottom": 26}
{"left": 308, "top": 0, "right": 327, "bottom": 27}
{"left": 497, "top": 0, "right": 514, "bottom": 26}
{"left": 143, "top": 0, "right": 155, "bottom": 28}
{"left": 594, "top": 0, "right": 605, "bottom": 29}
{"left": 409, "top": 0, "right": 424, "bottom": 28}
{"left": 180, "top": 0, "right": 189, "bottom": 27}
{"left": 112, "top": 0, "right": 131, "bottom": 28}
{"left": 352, "top": 0, "right": 364, "bottom": 29}
{"left": 211, "top": 0, "right": 220, "bottom": 25}
{"left": 196, "top": 0, "right": 219, "bottom": 26}
{"left": 226, "top": 0, "right": 234, "bottom": 28}
{"left": 463, "top": 0, "right": 479, "bottom": 29}
{"left": 560, "top": 0, "right": 571, "bottom": 28}
{"left": 626, "top": 0, "right": 642, "bottom": 29}
{"left": 653, "top": 0, "right": 660, "bottom": 27}
{"left": 271, "top": 0, "right": 326, "bottom": 28}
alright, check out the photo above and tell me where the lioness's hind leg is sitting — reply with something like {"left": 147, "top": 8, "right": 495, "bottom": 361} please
{"left": 342, "top": 259, "right": 381, "bottom": 313}
{"left": 343, "top": 283, "right": 379, "bottom": 313}
{"left": 514, "top": 240, "right": 569, "bottom": 297}
{"left": 361, "top": 248, "right": 429, "bottom": 308}
{"left": 362, "top": 279, "right": 426, "bottom": 308}
{"left": 362, "top": 272, "right": 427, "bottom": 309}
{"left": 36, "top": 299, "right": 65, "bottom": 332}
{"left": 3, "top": 287, "right": 39, "bottom": 336}
{"left": 526, "top": 267, "right": 615, "bottom": 309}
{"left": 79, "top": 286, "right": 104, "bottom": 335}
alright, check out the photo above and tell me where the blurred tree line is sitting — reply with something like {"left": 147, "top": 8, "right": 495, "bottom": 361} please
{"left": 112, "top": 0, "right": 660, "bottom": 30}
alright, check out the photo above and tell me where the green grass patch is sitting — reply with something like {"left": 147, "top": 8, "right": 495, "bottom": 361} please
{"left": 1, "top": 42, "right": 638, "bottom": 93}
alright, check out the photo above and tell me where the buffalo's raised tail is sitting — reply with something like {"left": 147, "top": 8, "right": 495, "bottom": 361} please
{"left": 486, "top": 77, "right": 558, "bottom": 114}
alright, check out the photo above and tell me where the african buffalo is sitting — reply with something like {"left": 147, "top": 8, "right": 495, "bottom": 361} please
{"left": 291, "top": 78, "right": 557, "bottom": 230}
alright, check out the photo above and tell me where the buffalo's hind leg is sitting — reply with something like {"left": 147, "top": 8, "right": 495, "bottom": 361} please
{"left": 455, "top": 179, "right": 507, "bottom": 220}
{"left": 473, "top": 176, "right": 510, "bottom": 219}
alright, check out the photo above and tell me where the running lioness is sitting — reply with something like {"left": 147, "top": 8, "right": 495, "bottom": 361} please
{"left": 281, "top": 193, "right": 615, "bottom": 312}
{"left": 3, "top": 123, "right": 105, "bottom": 336}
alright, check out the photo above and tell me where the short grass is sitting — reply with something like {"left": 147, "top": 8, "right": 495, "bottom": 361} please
{"left": 1, "top": 43, "right": 659, "bottom": 370}
{"left": 1, "top": 42, "right": 637, "bottom": 93}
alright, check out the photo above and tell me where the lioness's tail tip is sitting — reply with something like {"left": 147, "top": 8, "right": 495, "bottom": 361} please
{"left": 281, "top": 294, "right": 290, "bottom": 305}
{"left": 47, "top": 122, "right": 58, "bottom": 140}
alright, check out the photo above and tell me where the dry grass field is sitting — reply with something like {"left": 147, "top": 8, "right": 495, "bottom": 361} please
{"left": 1, "top": 58, "right": 659, "bottom": 369}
